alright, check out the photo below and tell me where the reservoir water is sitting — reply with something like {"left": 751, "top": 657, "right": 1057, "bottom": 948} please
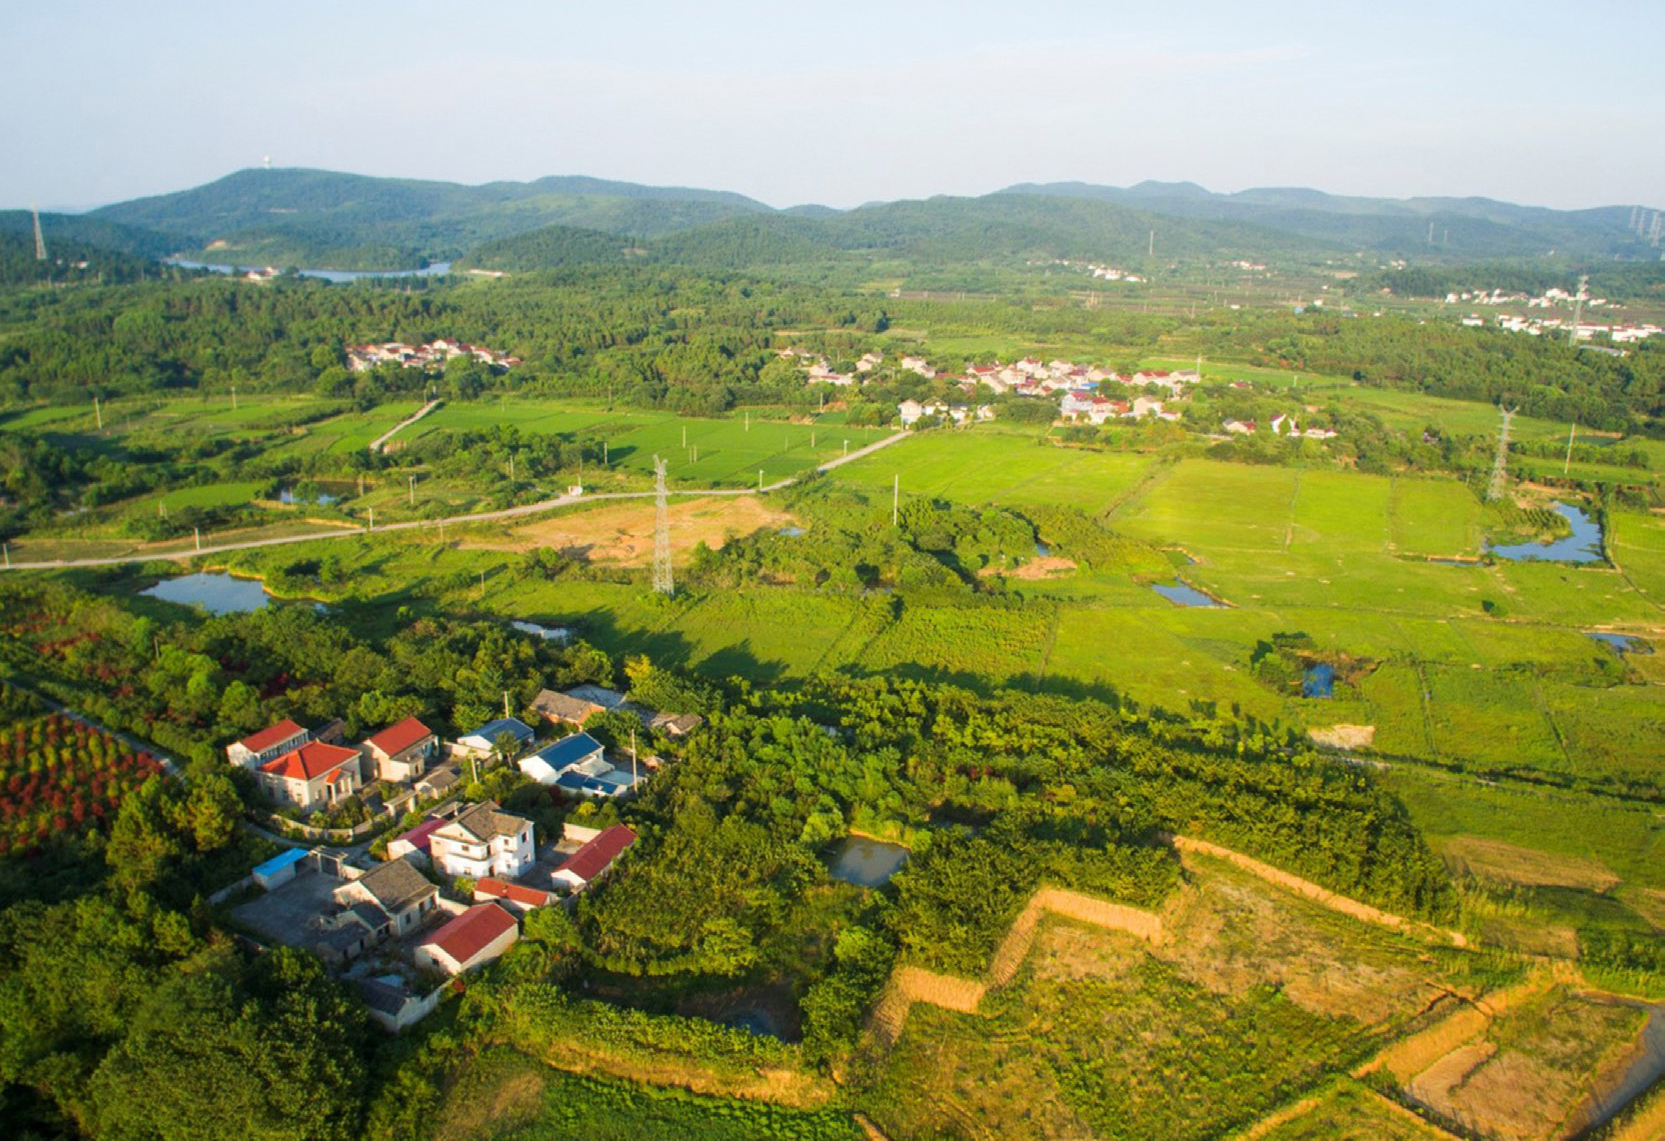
{"left": 824, "top": 837, "right": 910, "bottom": 887}
{"left": 166, "top": 258, "right": 453, "bottom": 283}
{"left": 142, "top": 572, "right": 270, "bottom": 614}
{"left": 1487, "top": 503, "right": 1604, "bottom": 564}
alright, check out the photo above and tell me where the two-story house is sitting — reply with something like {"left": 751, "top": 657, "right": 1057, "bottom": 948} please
{"left": 361, "top": 716, "right": 438, "bottom": 783}
{"left": 428, "top": 801, "right": 535, "bottom": 880}
{"left": 227, "top": 719, "right": 310, "bottom": 770}
{"left": 257, "top": 741, "right": 363, "bottom": 812}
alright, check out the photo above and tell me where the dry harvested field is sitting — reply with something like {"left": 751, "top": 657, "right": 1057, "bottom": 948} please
{"left": 478, "top": 495, "right": 797, "bottom": 564}
{"left": 1440, "top": 836, "right": 1621, "bottom": 892}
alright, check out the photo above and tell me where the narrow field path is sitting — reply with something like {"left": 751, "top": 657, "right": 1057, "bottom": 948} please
{"left": 368, "top": 398, "right": 441, "bottom": 452}
{"left": 0, "top": 432, "right": 912, "bottom": 571}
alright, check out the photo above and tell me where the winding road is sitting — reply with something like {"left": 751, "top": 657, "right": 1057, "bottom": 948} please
{"left": 1, "top": 431, "right": 913, "bottom": 571}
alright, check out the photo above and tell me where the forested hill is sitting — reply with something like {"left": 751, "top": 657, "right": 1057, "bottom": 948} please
{"left": 89, "top": 168, "right": 775, "bottom": 268}
{"left": 64, "top": 166, "right": 1665, "bottom": 271}
{"left": 465, "top": 193, "right": 1340, "bottom": 275}
{"left": 1002, "top": 180, "right": 1657, "bottom": 260}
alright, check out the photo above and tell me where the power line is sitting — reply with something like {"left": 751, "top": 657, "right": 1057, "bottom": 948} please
{"left": 652, "top": 454, "right": 674, "bottom": 596}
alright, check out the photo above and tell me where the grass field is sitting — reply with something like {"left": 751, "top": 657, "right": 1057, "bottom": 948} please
{"left": 426, "top": 1048, "right": 860, "bottom": 1141}
{"left": 862, "top": 853, "right": 1510, "bottom": 1141}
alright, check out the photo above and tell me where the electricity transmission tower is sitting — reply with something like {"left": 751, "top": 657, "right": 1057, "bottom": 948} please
{"left": 651, "top": 455, "right": 674, "bottom": 596}
{"left": 1486, "top": 406, "right": 1517, "bottom": 503}
{"left": 31, "top": 206, "right": 46, "bottom": 261}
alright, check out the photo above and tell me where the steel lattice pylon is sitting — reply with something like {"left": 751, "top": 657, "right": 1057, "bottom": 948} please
{"left": 652, "top": 455, "right": 674, "bottom": 595}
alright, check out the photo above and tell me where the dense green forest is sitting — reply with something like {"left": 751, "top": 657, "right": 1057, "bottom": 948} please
{"left": 2, "top": 269, "right": 1660, "bottom": 433}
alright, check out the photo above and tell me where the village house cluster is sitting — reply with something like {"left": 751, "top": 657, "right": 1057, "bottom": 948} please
{"left": 1462, "top": 313, "right": 1662, "bottom": 344}
{"left": 218, "top": 680, "right": 701, "bottom": 1032}
{"left": 346, "top": 338, "right": 521, "bottom": 373}
{"left": 1220, "top": 412, "right": 1337, "bottom": 440}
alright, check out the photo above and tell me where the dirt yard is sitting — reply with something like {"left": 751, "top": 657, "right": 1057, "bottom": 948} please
{"left": 488, "top": 495, "right": 798, "bottom": 565}
{"left": 1308, "top": 724, "right": 1376, "bottom": 749}
{"left": 978, "top": 556, "right": 1079, "bottom": 580}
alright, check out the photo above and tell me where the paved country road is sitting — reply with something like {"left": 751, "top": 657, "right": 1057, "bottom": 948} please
{"left": 1, "top": 431, "right": 912, "bottom": 571}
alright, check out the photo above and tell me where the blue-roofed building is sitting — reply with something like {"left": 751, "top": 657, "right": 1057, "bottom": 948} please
{"left": 520, "top": 733, "right": 605, "bottom": 785}
{"left": 456, "top": 717, "right": 535, "bottom": 757}
{"left": 252, "top": 847, "right": 311, "bottom": 890}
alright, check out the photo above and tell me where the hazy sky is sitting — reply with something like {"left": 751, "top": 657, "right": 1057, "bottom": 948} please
{"left": 4, "top": 0, "right": 1661, "bottom": 211}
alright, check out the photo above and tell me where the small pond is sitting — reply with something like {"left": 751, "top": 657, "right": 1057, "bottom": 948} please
{"left": 722, "top": 1006, "right": 787, "bottom": 1041}
{"left": 1035, "top": 541, "right": 1052, "bottom": 557}
{"left": 1151, "top": 580, "right": 1222, "bottom": 608}
{"left": 777, "top": 526, "right": 806, "bottom": 537}
{"left": 1302, "top": 663, "right": 1336, "bottom": 698}
{"left": 824, "top": 837, "right": 910, "bottom": 887}
{"left": 141, "top": 571, "right": 270, "bottom": 614}
{"left": 509, "top": 620, "right": 573, "bottom": 643}
{"left": 278, "top": 487, "right": 339, "bottom": 505}
{"left": 1487, "top": 503, "right": 1604, "bottom": 564}
{"left": 1587, "top": 632, "right": 1652, "bottom": 655}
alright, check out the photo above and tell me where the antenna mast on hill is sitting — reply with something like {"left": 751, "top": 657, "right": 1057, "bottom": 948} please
{"left": 651, "top": 455, "right": 674, "bottom": 596}
{"left": 31, "top": 205, "right": 46, "bottom": 261}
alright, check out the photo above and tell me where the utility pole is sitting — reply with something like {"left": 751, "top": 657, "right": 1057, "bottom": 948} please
{"left": 4, "top": 544, "right": 9, "bottom": 570}
{"left": 408, "top": 474, "right": 415, "bottom": 506}
{"left": 94, "top": 395, "right": 102, "bottom": 430}
{"left": 194, "top": 527, "right": 201, "bottom": 550}
{"left": 744, "top": 410, "right": 750, "bottom": 432}
{"left": 509, "top": 453, "right": 515, "bottom": 482}
{"left": 503, "top": 691, "right": 511, "bottom": 719}
{"left": 759, "top": 468, "right": 764, "bottom": 491}
{"left": 231, "top": 385, "right": 237, "bottom": 410}
{"left": 652, "top": 455, "right": 674, "bottom": 596}
{"left": 1148, "top": 230, "right": 1154, "bottom": 258}
{"left": 1564, "top": 422, "right": 1576, "bottom": 476}
{"left": 892, "top": 474, "right": 899, "bottom": 527}
{"left": 367, "top": 507, "right": 374, "bottom": 530}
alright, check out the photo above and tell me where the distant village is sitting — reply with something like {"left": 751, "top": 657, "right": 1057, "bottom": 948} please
{"left": 1445, "top": 286, "right": 1661, "bottom": 344}
{"left": 346, "top": 339, "right": 521, "bottom": 373}
{"left": 783, "top": 347, "right": 1327, "bottom": 438}
{"left": 218, "top": 676, "right": 702, "bottom": 1032}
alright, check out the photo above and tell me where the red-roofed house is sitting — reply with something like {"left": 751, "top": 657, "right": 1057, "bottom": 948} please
{"left": 387, "top": 817, "right": 448, "bottom": 865}
{"left": 414, "top": 902, "right": 519, "bottom": 975}
{"left": 258, "top": 741, "right": 363, "bottom": 812}
{"left": 552, "top": 824, "right": 637, "bottom": 893}
{"left": 361, "top": 717, "right": 438, "bottom": 783}
{"left": 227, "top": 719, "right": 310, "bottom": 770}
{"left": 474, "top": 877, "right": 557, "bottom": 911}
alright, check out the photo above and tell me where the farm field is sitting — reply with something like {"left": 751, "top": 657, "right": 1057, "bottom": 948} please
{"left": 411, "top": 397, "right": 894, "bottom": 487}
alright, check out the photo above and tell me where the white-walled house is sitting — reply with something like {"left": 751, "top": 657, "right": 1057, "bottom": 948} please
{"left": 455, "top": 717, "right": 535, "bottom": 758}
{"left": 227, "top": 719, "right": 310, "bottom": 770}
{"left": 428, "top": 801, "right": 535, "bottom": 880}
{"left": 413, "top": 902, "right": 519, "bottom": 975}
{"left": 257, "top": 741, "right": 363, "bottom": 813}
{"left": 551, "top": 824, "right": 637, "bottom": 893}
{"left": 361, "top": 717, "right": 438, "bottom": 783}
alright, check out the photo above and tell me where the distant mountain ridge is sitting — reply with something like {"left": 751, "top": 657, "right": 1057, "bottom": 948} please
{"left": 999, "top": 181, "right": 1656, "bottom": 258}
{"left": 57, "top": 167, "right": 1665, "bottom": 271}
